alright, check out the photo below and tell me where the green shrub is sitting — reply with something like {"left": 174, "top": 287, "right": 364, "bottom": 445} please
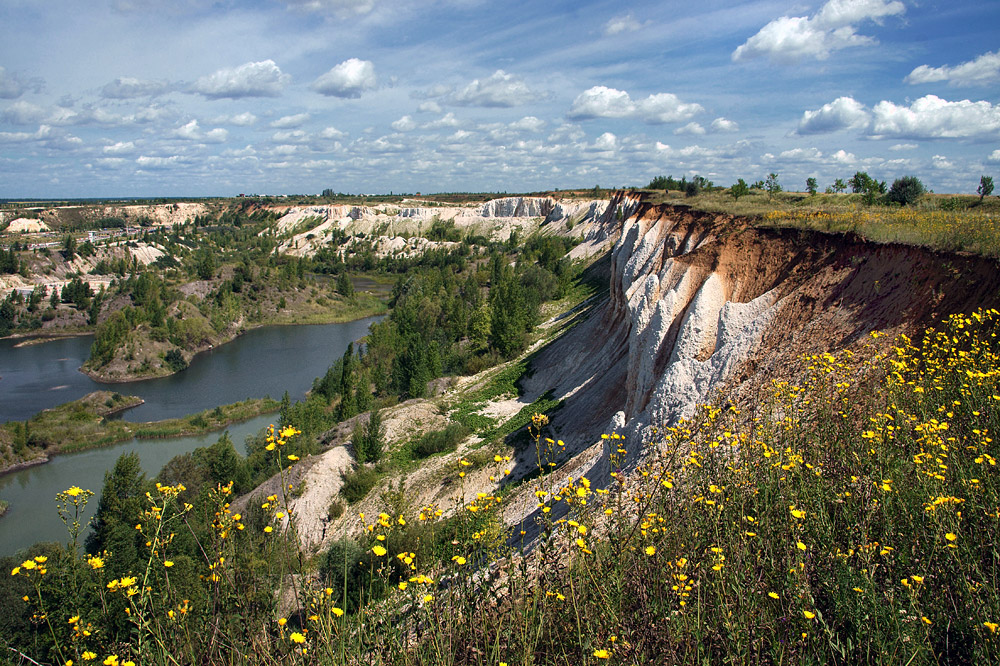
{"left": 339, "top": 464, "right": 378, "bottom": 504}
{"left": 320, "top": 539, "right": 394, "bottom": 614}
{"left": 887, "top": 175, "right": 925, "bottom": 206}
{"left": 164, "top": 348, "right": 187, "bottom": 372}
{"left": 327, "top": 499, "right": 345, "bottom": 521}
{"left": 411, "top": 423, "right": 471, "bottom": 459}
{"left": 353, "top": 407, "right": 386, "bottom": 463}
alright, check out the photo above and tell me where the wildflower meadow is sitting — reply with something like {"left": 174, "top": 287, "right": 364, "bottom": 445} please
{"left": 3, "top": 309, "right": 999, "bottom": 665}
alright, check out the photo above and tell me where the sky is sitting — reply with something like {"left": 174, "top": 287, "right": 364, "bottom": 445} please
{"left": 0, "top": 0, "right": 997, "bottom": 198}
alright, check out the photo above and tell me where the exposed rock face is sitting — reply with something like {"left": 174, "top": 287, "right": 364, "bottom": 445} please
{"left": 521, "top": 190, "right": 1000, "bottom": 482}
{"left": 271, "top": 196, "right": 610, "bottom": 258}
{"left": 478, "top": 197, "right": 553, "bottom": 219}
{"left": 246, "top": 190, "right": 1000, "bottom": 550}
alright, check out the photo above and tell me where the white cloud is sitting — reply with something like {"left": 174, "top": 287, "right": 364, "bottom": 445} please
{"left": 593, "top": 132, "right": 617, "bottom": 151}
{"left": 567, "top": 86, "right": 702, "bottom": 124}
{"left": 830, "top": 149, "right": 856, "bottom": 163}
{"left": 129, "top": 105, "right": 173, "bottom": 124}
{"left": 422, "top": 112, "right": 460, "bottom": 129}
{"left": 212, "top": 111, "right": 257, "bottom": 126}
{"left": 871, "top": 95, "right": 1000, "bottom": 139}
{"left": 391, "top": 115, "right": 416, "bottom": 131}
{"left": 103, "top": 141, "right": 136, "bottom": 155}
{"left": 172, "top": 119, "right": 228, "bottom": 142}
{"left": 0, "top": 126, "right": 49, "bottom": 143}
{"left": 279, "top": 0, "right": 377, "bottom": 16}
{"left": 319, "top": 126, "right": 346, "bottom": 139}
{"left": 675, "top": 122, "right": 705, "bottom": 136}
{"left": 193, "top": 60, "right": 289, "bottom": 99}
{"left": 931, "top": 154, "right": 954, "bottom": 169}
{"left": 271, "top": 129, "right": 309, "bottom": 143}
{"left": 509, "top": 116, "right": 545, "bottom": 132}
{"left": 452, "top": 70, "right": 533, "bottom": 107}
{"left": 311, "top": 58, "right": 376, "bottom": 98}
{"left": 137, "top": 155, "right": 183, "bottom": 169}
{"left": 889, "top": 143, "right": 917, "bottom": 151}
{"left": 603, "top": 13, "right": 643, "bottom": 36}
{"left": 271, "top": 113, "right": 310, "bottom": 128}
{"left": 814, "top": 0, "right": 905, "bottom": 27}
{"left": 779, "top": 147, "right": 825, "bottom": 161}
{"left": 418, "top": 101, "right": 441, "bottom": 114}
{"left": 905, "top": 50, "right": 1000, "bottom": 87}
{"left": 0, "top": 66, "right": 41, "bottom": 99}
{"left": 1, "top": 100, "right": 48, "bottom": 125}
{"left": 987, "top": 150, "right": 1000, "bottom": 164}
{"left": 223, "top": 145, "right": 258, "bottom": 157}
{"left": 101, "top": 77, "right": 170, "bottom": 99}
{"left": 2, "top": 102, "right": 135, "bottom": 127}
{"left": 567, "top": 86, "right": 634, "bottom": 119}
{"left": 733, "top": 0, "right": 905, "bottom": 64}
{"left": 710, "top": 117, "right": 739, "bottom": 132}
{"left": 797, "top": 96, "right": 870, "bottom": 134}
{"left": 637, "top": 93, "right": 703, "bottom": 124}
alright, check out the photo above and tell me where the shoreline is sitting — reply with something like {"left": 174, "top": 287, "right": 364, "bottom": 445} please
{"left": 80, "top": 299, "right": 387, "bottom": 384}
{"left": 0, "top": 455, "right": 50, "bottom": 478}
{"left": 0, "top": 399, "right": 278, "bottom": 480}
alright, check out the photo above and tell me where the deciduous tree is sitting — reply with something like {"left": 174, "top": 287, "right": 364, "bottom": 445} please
{"left": 979, "top": 175, "right": 994, "bottom": 202}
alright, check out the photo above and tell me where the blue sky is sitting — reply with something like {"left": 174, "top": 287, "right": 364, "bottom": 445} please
{"left": 0, "top": 0, "right": 997, "bottom": 197}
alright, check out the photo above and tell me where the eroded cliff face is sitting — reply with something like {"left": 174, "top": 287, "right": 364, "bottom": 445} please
{"left": 248, "top": 191, "right": 1000, "bottom": 551}
{"left": 270, "top": 196, "right": 610, "bottom": 257}
{"left": 523, "top": 191, "right": 1000, "bottom": 479}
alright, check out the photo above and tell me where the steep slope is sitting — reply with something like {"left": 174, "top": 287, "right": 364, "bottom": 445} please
{"left": 253, "top": 191, "right": 1000, "bottom": 552}
{"left": 520, "top": 190, "right": 1000, "bottom": 480}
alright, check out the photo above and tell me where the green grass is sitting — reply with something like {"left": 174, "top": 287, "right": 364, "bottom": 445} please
{"left": 0, "top": 394, "right": 279, "bottom": 466}
{"left": 640, "top": 188, "right": 1000, "bottom": 257}
{"left": 4, "top": 309, "right": 999, "bottom": 665}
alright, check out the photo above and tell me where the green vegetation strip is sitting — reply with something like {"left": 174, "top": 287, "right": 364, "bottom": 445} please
{"left": 0, "top": 392, "right": 279, "bottom": 465}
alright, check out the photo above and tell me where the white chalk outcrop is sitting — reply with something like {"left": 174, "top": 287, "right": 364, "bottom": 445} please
{"left": 270, "top": 196, "right": 610, "bottom": 258}
{"left": 598, "top": 195, "right": 778, "bottom": 467}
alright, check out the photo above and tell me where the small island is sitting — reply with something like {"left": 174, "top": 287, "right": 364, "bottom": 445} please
{"left": 0, "top": 391, "right": 278, "bottom": 476}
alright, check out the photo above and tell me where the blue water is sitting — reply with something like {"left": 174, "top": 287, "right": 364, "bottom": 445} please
{"left": 0, "top": 316, "right": 382, "bottom": 556}
{"left": 0, "top": 317, "right": 381, "bottom": 423}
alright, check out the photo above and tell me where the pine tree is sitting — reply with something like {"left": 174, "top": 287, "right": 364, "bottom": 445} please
{"left": 490, "top": 267, "right": 527, "bottom": 358}
{"left": 86, "top": 452, "right": 147, "bottom": 570}
{"left": 338, "top": 343, "right": 357, "bottom": 420}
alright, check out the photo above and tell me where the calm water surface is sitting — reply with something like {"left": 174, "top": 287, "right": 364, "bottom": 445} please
{"left": 0, "top": 414, "right": 273, "bottom": 557}
{"left": 0, "top": 316, "right": 382, "bottom": 556}
{"left": 0, "top": 316, "right": 381, "bottom": 422}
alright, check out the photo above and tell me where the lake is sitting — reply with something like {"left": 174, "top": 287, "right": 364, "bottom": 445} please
{"left": 0, "top": 316, "right": 381, "bottom": 556}
{"left": 0, "top": 316, "right": 381, "bottom": 423}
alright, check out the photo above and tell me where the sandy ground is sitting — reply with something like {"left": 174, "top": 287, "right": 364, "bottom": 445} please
{"left": 289, "top": 445, "right": 354, "bottom": 550}
{"left": 6, "top": 218, "right": 51, "bottom": 233}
